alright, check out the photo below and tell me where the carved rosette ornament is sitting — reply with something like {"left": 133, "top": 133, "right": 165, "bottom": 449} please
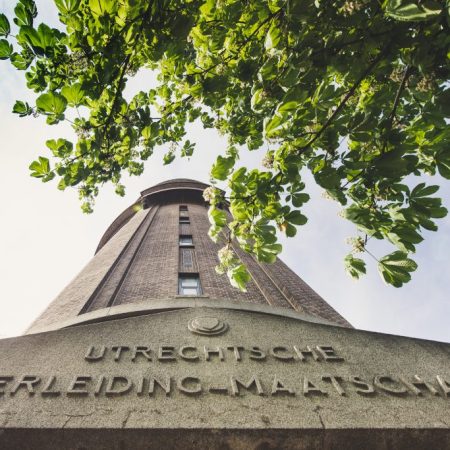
{"left": 188, "top": 317, "right": 228, "bottom": 336}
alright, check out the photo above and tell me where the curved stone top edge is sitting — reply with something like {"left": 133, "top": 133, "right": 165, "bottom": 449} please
{"left": 25, "top": 298, "right": 340, "bottom": 335}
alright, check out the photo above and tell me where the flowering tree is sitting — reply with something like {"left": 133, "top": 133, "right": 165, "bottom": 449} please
{"left": 1, "top": 0, "right": 449, "bottom": 289}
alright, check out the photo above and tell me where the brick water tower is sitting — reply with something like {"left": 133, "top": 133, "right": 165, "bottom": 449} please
{"left": 27, "top": 178, "right": 350, "bottom": 333}
{"left": 0, "top": 179, "right": 448, "bottom": 449}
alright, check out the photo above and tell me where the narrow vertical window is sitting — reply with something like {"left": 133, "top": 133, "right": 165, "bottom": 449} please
{"left": 178, "top": 275, "right": 202, "bottom": 296}
{"left": 179, "top": 235, "right": 193, "bottom": 247}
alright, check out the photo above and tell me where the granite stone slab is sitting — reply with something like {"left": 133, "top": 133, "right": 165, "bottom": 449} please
{"left": 0, "top": 307, "right": 449, "bottom": 449}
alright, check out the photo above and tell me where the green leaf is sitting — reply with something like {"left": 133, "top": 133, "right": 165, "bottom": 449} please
{"left": 208, "top": 206, "right": 227, "bottom": 227}
{"left": 314, "top": 166, "right": 341, "bottom": 190}
{"left": 373, "top": 149, "right": 412, "bottom": 177}
{"left": 89, "top": 0, "right": 116, "bottom": 17}
{"left": 291, "top": 193, "right": 310, "bottom": 207}
{"left": 265, "top": 23, "right": 281, "bottom": 50}
{"left": 0, "top": 39, "right": 13, "bottom": 59}
{"left": 392, "top": 225, "right": 423, "bottom": 244}
{"left": 180, "top": 140, "right": 195, "bottom": 157}
{"left": 10, "top": 52, "right": 31, "bottom": 70}
{"left": 387, "top": 225, "right": 423, "bottom": 252}
{"left": 343, "top": 204, "right": 373, "bottom": 232}
{"left": 211, "top": 155, "right": 235, "bottom": 180}
{"left": 277, "top": 86, "right": 309, "bottom": 113}
{"left": 250, "top": 88, "right": 265, "bottom": 112}
{"left": 410, "top": 183, "right": 439, "bottom": 198}
{"left": 36, "top": 92, "right": 67, "bottom": 115}
{"left": 385, "top": 0, "right": 442, "bottom": 21}
{"left": 344, "top": 254, "right": 366, "bottom": 279}
{"left": 12, "top": 100, "right": 32, "bottom": 116}
{"left": 227, "top": 264, "right": 250, "bottom": 292}
{"left": 286, "top": 210, "right": 308, "bottom": 225}
{"left": 378, "top": 251, "right": 417, "bottom": 287}
{"left": 46, "top": 138, "right": 73, "bottom": 157}
{"left": 230, "top": 201, "right": 248, "bottom": 221}
{"left": 36, "top": 23, "right": 55, "bottom": 53}
{"left": 264, "top": 113, "right": 286, "bottom": 138}
{"left": 29, "top": 156, "right": 53, "bottom": 180}
{"left": 55, "top": 0, "right": 81, "bottom": 15}
{"left": 285, "top": 222, "right": 297, "bottom": 237}
{"left": 163, "top": 151, "right": 175, "bottom": 165}
{"left": 61, "top": 83, "right": 85, "bottom": 106}
{"left": 0, "top": 13, "right": 10, "bottom": 37}
{"left": 256, "top": 243, "right": 282, "bottom": 263}
{"left": 14, "top": 2, "right": 33, "bottom": 27}
{"left": 436, "top": 149, "right": 450, "bottom": 179}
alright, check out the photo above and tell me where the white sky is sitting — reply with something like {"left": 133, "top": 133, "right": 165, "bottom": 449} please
{"left": 0, "top": 0, "right": 449, "bottom": 342}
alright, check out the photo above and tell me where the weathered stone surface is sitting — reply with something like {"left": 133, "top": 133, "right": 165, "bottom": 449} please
{"left": 0, "top": 306, "right": 448, "bottom": 449}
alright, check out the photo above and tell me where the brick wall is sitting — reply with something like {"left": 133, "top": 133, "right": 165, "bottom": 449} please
{"left": 27, "top": 179, "right": 351, "bottom": 332}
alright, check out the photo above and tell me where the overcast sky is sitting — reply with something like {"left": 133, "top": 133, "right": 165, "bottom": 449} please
{"left": 0, "top": 0, "right": 449, "bottom": 342}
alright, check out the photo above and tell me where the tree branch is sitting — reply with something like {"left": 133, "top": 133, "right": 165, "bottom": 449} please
{"left": 382, "top": 64, "right": 411, "bottom": 153}
{"left": 295, "top": 47, "right": 390, "bottom": 156}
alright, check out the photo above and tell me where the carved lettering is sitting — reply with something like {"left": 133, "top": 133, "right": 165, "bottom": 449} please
{"left": 293, "top": 346, "right": 320, "bottom": 362}
{"left": 67, "top": 376, "right": 91, "bottom": 396}
{"left": 316, "top": 346, "right": 344, "bottom": 362}
{"left": 136, "top": 376, "right": 145, "bottom": 396}
{"left": 227, "top": 346, "right": 244, "bottom": 361}
{"left": 270, "top": 346, "right": 295, "bottom": 361}
{"left": 148, "top": 376, "right": 171, "bottom": 396}
{"left": 204, "top": 346, "right": 224, "bottom": 361}
{"left": 249, "top": 347, "right": 266, "bottom": 360}
{"left": 131, "top": 346, "right": 152, "bottom": 362}
{"left": 374, "top": 376, "right": 407, "bottom": 396}
{"left": 41, "top": 376, "right": 61, "bottom": 397}
{"left": 105, "top": 377, "right": 133, "bottom": 396}
{"left": 271, "top": 376, "right": 295, "bottom": 396}
{"left": 94, "top": 375, "right": 105, "bottom": 396}
{"left": 177, "top": 377, "right": 202, "bottom": 395}
{"left": 81, "top": 344, "right": 348, "bottom": 363}
{"left": 231, "top": 375, "right": 264, "bottom": 396}
{"left": 0, "top": 372, "right": 447, "bottom": 399}
{"left": 303, "top": 377, "right": 327, "bottom": 396}
{"left": 436, "top": 376, "right": 450, "bottom": 397}
{"left": 11, "top": 375, "right": 41, "bottom": 396}
{"left": 84, "top": 346, "right": 106, "bottom": 362}
{"left": 350, "top": 376, "right": 375, "bottom": 396}
{"left": 398, "top": 375, "right": 439, "bottom": 396}
{"left": 112, "top": 346, "right": 130, "bottom": 362}
{"left": 0, "top": 376, "right": 13, "bottom": 395}
{"left": 208, "top": 385, "right": 229, "bottom": 395}
{"left": 178, "top": 346, "right": 199, "bottom": 361}
{"left": 412, "top": 375, "right": 439, "bottom": 396}
{"left": 158, "top": 346, "right": 176, "bottom": 361}
{"left": 322, "top": 375, "right": 346, "bottom": 396}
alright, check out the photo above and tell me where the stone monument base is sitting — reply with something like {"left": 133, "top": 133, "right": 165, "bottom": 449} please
{"left": 0, "top": 300, "right": 448, "bottom": 449}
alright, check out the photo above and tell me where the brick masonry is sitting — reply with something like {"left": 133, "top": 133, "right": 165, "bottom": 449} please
{"left": 27, "top": 179, "right": 351, "bottom": 333}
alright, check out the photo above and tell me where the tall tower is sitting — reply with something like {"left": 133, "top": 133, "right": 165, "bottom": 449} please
{"left": 0, "top": 179, "right": 448, "bottom": 450}
{"left": 27, "top": 178, "right": 350, "bottom": 334}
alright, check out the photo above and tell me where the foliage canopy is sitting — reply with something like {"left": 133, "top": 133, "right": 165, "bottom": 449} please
{"left": 1, "top": 0, "right": 450, "bottom": 289}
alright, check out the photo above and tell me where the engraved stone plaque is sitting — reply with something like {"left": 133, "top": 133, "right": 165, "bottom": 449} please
{"left": 0, "top": 306, "right": 448, "bottom": 449}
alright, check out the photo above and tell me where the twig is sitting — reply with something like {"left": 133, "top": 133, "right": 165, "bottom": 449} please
{"left": 295, "top": 47, "right": 390, "bottom": 156}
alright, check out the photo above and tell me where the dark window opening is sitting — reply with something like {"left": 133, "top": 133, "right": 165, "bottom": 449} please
{"left": 178, "top": 275, "right": 202, "bottom": 296}
{"left": 179, "top": 235, "right": 193, "bottom": 247}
